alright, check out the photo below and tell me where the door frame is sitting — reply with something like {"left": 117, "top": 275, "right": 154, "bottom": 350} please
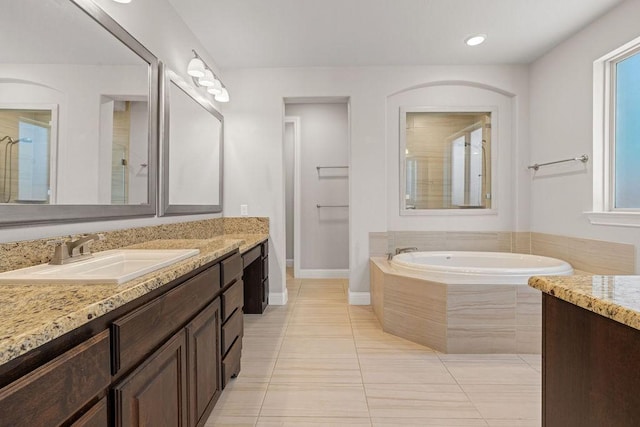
{"left": 283, "top": 116, "right": 301, "bottom": 278}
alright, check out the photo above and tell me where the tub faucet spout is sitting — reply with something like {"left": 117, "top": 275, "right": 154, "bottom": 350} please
{"left": 395, "top": 247, "right": 418, "bottom": 255}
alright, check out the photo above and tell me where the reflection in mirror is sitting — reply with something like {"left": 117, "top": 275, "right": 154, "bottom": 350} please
{"left": 401, "top": 109, "right": 493, "bottom": 211}
{"left": 0, "top": 107, "right": 56, "bottom": 204}
{"left": 160, "top": 69, "right": 223, "bottom": 216}
{"left": 0, "top": 0, "right": 157, "bottom": 225}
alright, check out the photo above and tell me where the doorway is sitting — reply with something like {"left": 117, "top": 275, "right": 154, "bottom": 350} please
{"left": 284, "top": 98, "right": 350, "bottom": 279}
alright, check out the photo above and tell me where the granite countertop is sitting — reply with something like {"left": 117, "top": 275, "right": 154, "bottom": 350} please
{"left": 0, "top": 233, "right": 268, "bottom": 366}
{"left": 529, "top": 275, "right": 640, "bottom": 331}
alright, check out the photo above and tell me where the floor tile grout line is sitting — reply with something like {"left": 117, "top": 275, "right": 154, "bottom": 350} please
{"left": 253, "top": 277, "right": 298, "bottom": 422}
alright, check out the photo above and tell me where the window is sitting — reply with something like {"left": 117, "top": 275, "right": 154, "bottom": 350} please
{"left": 590, "top": 36, "right": 640, "bottom": 226}
{"left": 613, "top": 51, "right": 640, "bottom": 209}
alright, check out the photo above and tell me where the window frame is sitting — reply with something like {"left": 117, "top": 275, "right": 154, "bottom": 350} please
{"left": 588, "top": 35, "right": 640, "bottom": 227}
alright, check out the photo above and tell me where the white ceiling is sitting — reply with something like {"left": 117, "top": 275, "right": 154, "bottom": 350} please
{"left": 1, "top": 0, "right": 144, "bottom": 65}
{"left": 168, "top": 0, "right": 624, "bottom": 69}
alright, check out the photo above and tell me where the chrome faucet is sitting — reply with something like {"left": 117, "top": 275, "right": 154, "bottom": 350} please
{"left": 395, "top": 247, "right": 418, "bottom": 255}
{"left": 47, "top": 234, "right": 105, "bottom": 265}
{"left": 388, "top": 247, "right": 418, "bottom": 260}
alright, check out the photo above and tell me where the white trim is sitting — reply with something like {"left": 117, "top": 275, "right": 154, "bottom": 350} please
{"left": 286, "top": 259, "right": 293, "bottom": 268}
{"left": 585, "top": 211, "right": 640, "bottom": 228}
{"left": 297, "top": 269, "right": 349, "bottom": 279}
{"left": 269, "top": 288, "right": 289, "bottom": 305}
{"left": 591, "top": 34, "right": 640, "bottom": 223}
{"left": 284, "top": 116, "right": 302, "bottom": 279}
{"left": 348, "top": 291, "right": 371, "bottom": 305}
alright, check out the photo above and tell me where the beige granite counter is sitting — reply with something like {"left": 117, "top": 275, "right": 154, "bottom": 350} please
{"left": 529, "top": 275, "right": 640, "bottom": 331}
{"left": 0, "top": 233, "right": 268, "bottom": 366}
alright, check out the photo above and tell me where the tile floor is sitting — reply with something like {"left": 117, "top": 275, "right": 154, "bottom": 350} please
{"left": 205, "top": 271, "right": 542, "bottom": 426}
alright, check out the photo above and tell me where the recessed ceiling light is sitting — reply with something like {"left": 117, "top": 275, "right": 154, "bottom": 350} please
{"left": 112, "top": 0, "right": 132, "bottom": 3}
{"left": 465, "top": 34, "right": 486, "bottom": 47}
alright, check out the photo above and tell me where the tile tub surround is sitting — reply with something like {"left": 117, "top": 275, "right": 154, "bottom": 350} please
{"left": 371, "top": 231, "right": 636, "bottom": 275}
{"left": 370, "top": 257, "right": 541, "bottom": 353}
{"left": 529, "top": 275, "right": 640, "bottom": 331}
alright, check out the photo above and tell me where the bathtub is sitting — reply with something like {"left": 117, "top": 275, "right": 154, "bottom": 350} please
{"left": 391, "top": 251, "right": 573, "bottom": 285}
{"left": 370, "top": 252, "right": 573, "bottom": 354}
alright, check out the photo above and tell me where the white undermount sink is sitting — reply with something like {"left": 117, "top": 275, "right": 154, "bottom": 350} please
{"left": 0, "top": 249, "right": 200, "bottom": 285}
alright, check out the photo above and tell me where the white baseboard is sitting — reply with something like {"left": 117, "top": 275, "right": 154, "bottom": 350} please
{"left": 269, "top": 288, "right": 289, "bottom": 305}
{"left": 297, "top": 269, "right": 349, "bottom": 279}
{"left": 286, "top": 259, "right": 293, "bottom": 268}
{"left": 349, "top": 291, "right": 371, "bottom": 305}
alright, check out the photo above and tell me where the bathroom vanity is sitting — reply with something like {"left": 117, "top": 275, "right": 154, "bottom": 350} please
{"left": 242, "top": 239, "right": 269, "bottom": 314}
{"left": 0, "top": 232, "right": 267, "bottom": 427}
{"left": 529, "top": 275, "right": 640, "bottom": 427}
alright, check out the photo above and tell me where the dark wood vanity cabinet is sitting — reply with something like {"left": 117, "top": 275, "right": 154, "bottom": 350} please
{"left": 187, "top": 299, "right": 222, "bottom": 427}
{"left": 542, "top": 294, "right": 640, "bottom": 427}
{"left": 114, "top": 329, "right": 188, "bottom": 427}
{"left": 0, "top": 330, "right": 110, "bottom": 427}
{"left": 0, "top": 250, "right": 243, "bottom": 427}
{"left": 220, "top": 253, "right": 244, "bottom": 388}
{"left": 242, "top": 240, "right": 269, "bottom": 314}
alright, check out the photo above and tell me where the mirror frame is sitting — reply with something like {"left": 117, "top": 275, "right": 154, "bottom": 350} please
{"left": 159, "top": 64, "right": 224, "bottom": 216}
{"left": 399, "top": 105, "right": 498, "bottom": 216}
{"left": 0, "top": 0, "right": 158, "bottom": 226}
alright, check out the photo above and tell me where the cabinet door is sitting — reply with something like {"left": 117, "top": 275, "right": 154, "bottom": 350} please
{"left": 114, "top": 330, "right": 188, "bottom": 427}
{"left": 186, "top": 299, "right": 222, "bottom": 427}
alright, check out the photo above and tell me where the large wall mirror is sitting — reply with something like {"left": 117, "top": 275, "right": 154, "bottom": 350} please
{"left": 400, "top": 107, "right": 496, "bottom": 213}
{"left": 160, "top": 67, "right": 223, "bottom": 216}
{"left": 0, "top": 0, "right": 158, "bottom": 225}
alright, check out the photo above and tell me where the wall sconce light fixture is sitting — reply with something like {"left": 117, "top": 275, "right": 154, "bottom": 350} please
{"left": 187, "top": 50, "right": 229, "bottom": 103}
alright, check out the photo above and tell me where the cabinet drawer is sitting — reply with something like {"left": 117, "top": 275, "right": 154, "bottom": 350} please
{"left": 242, "top": 245, "right": 261, "bottom": 267}
{"left": 262, "top": 255, "right": 269, "bottom": 278}
{"left": 222, "top": 308, "right": 243, "bottom": 356}
{"left": 112, "top": 265, "right": 219, "bottom": 375}
{"left": 0, "top": 330, "right": 110, "bottom": 427}
{"left": 222, "top": 337, "right": 242, "bottom": 388}
{"left": 222, "top": 253, "right": 242, "bottom": 288}
{"left": 222, "top": 279, "right": 243, "bottom": 322}
{"left": 261, "top": 241, "right": 268, "bottom": 256}
{"left": 71, "top": 396, "right": 108, "bottom": 427}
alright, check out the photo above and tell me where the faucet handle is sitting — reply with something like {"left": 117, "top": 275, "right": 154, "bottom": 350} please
{"left": 47, "top": 239, "right": 71, "bottom": 265}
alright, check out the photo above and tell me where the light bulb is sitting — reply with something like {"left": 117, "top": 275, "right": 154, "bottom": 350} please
{"left": 207, "top": 79, "right": 223, "bottom": 95}
{"left": 215, "top": 87, "right": 229, "bottom": 103}
{"left": 465, "top": 34, "right": 486, "bottom": 46}
{"left": 187, "top": 57, "right": 205, "bottom": 78}
{"left": 199, "top": 69, "right": 215, "bottom": 87}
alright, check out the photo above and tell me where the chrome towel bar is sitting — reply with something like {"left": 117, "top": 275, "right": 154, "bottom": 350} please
{"left": 316, "top": 204, "right": 349, "bottom": 208}
{"left": 316, "top": 166, "right": 348, "bottom": 171}
{"left": 528, "top": 154, "right": 589, "bottom": 171}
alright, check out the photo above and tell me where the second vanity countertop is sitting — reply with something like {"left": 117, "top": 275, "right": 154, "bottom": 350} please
{"left": 0, "top": 233, "right": 268, "bottom": 367}
{"left": 529, "top": 275, "right": 640, "bottom": 331}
